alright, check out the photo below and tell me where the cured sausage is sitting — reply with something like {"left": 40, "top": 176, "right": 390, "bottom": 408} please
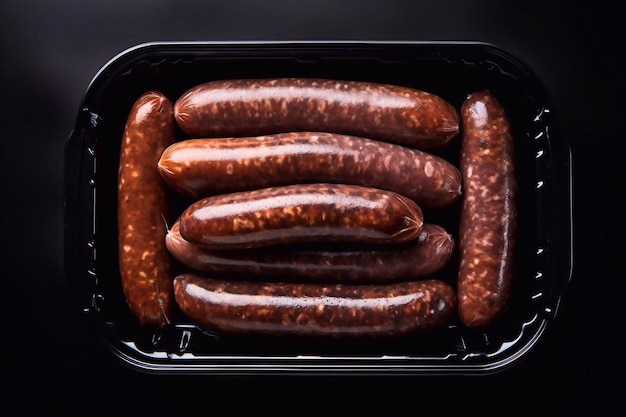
{"left": 173, "top": 273, "right": 457, "bottom": 337}
{"left": 458, "top": 90, "right": 518, "bottom": 328}
{"left": 117, "top": 91, "right": 176, "bottom": 328}
{"left": 157, "top": 132, "right": 462, "bottom": 209}
{"left": 166, "top": 221, "right": 454, "bottom": 283}
{"left": 174, "top": 78, "right": 459, "bottom": 149}
{"left": 177, "top": 183, "right": 424, "bottom": 250}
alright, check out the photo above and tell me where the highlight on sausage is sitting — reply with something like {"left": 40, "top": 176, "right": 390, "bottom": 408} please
{"left": 174, "top": 78, "right": 460, "bottom": 149}
{"left": 157, "top": 132, "right": 462, "bottom": 209}
{"left": 457, "top": 90, "right": 518, "bottom": 329}
{"left": 178, "top": 183, "right": 424, "bottom": 250}
{"left": 166, "top": 221, "right": 455, "bottom": 283}
{"left": 117, "top": 91, "right": 176, "bottom": 328}
{"left": 173, "top": 273, "right": 457, "bottom": 337}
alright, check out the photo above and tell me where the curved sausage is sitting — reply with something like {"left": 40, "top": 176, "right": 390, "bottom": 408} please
{"left": 173, "top": 273, "right": 457, "bottom": 337}
{"left": 458, "top": 90, "right": 518, "bottom": 329}
{"left": 174, "top": 78, "right": 459, "bottom": 149}
{"left": 178, "top": 183, "right": 424, "bottom": 250}
{"left": 117, "top": 91, "right": 176, "bottom": 328}
{"left": 166, "top": 221, "right": 454, "bottom": 283}
{"left": 158, "top": 132, "right": 462, "bottom": 209}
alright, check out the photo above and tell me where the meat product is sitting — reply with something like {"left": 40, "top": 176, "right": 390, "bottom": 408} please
{"left": 457, "top": 90, "right": 518, "bottom": 328}
{"left": 174, "top": 78, "right": 459, "bottom": 149}
{"left": 178, "top": 183, "right": 424, "bottom": 250}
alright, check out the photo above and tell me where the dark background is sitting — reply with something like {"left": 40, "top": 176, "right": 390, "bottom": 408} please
{"left": 3, "top": 1, "right": 621, "bottom": 415}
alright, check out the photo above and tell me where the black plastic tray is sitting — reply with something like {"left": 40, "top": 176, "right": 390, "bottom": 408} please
{"left": 64, "top": 41, "right": 572, "bottom": 375}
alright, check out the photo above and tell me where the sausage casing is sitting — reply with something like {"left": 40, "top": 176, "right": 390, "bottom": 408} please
{"left": 174, "top": 78, "right": 459, "bottom": 149}
{"left": 166, "top": 221, "right": 454, "bottom": 283}
{"left": 458, "top": 90, "right": 518, "bottom": 328}
{"left": 158, "top": 132, "right": 462, "bottom": 209}
{"left": 178, "top": 183, "right": 424, "bottom": 250}
{"left": 173, "top": 273, "right": 457, "bottom": 337}
{"left": 117, "top": 91, "right": 176, "bottom": 328}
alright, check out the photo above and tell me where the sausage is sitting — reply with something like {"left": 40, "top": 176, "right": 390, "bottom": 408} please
{"left": 166, "top": 221, "right": 454, "bottom": 283}
{"left": 173, "top": 273, "right": 457, "bottom": 337}
{"left": 174, "top": 78, "right": 459, "bottom": 149}
{"left": 157, "top": 132, "right": 462, "bottom": 209}
{"left": 117, "top": 91, "right": 176, "bottom": 328}
{"left": 457, "top": 90, "right": 518, "bottom": 329}
{"left": 178, "top": 183, "right": 424, "bottom": 250}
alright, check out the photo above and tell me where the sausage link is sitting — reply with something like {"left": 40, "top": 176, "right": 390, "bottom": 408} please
{"left": 117, "top": 91, "right": 176, "bottom": 328}
{"left": 166, "top": 221, "right": 454, "bottom": 283}
{"left": 174, "top": 78, "right": 459, "bottom": 149}
{"left": 458, "top": 90, "right": 518, "bottom": 328}
{"left": 178, "top": 183, "right": 424, "bottom": 250}
{"left": 173, "top": 273, "right": 457, "bottom": 337}
{"left": 158, "top": 132, "right": 462, "bottom": 209}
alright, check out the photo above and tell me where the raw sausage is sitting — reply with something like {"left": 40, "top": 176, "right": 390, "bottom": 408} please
{"left": 173, "top": 273, "right": 457, "bottom": 337}
{"left": 458, "top": 90, "right": 518, "bottom": 328}
{"left": 178, "top": 183, "right": 424, "bottom": 250}
{"left": 174, "top": 78, "right": 459, "bottom": 149}
{"left": 166, "top": 221, "right": 454, "bottom": 283}
{"left": 118, "top": 91, "right": 176, "bottom": 328}
{"left": 158, "top": 132, "right": 462, "bottom": 209}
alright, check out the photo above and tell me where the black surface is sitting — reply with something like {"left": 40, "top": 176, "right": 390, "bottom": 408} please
{"left": 3, "top": 1, "right": 620, "bottom": 415}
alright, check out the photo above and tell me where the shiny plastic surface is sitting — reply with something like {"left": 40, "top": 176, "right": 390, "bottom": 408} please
{"left": 64, "top": 41, "right": 572, "bottom": 375}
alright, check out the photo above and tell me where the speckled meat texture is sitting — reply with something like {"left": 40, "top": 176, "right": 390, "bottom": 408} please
{"left": 458, "top": 90, "right": 518, "bottom": 329}
{"left": 166, "top": 221, "right": 454, "bottom": 283}
{"left": 178, "top": 183, "right": 424, "bottom": 250}
{"left": 158, "top": 132, "right": 462, "bottom": 209}
{"left": 118, "top": 91, "right": 176, "bottom": 328}
{"left": 174, "top": 78, "right": 460, "bottom": 149}
{"left": 173, "top": 273, "right": 457, "bottom": 337}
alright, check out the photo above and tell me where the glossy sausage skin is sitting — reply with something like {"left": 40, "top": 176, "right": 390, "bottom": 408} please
{"left": 174, "top": 78, "right": 459, "bottom": 149}
{"left": 118, "top": 91, "right": 176, "bottom": 328}
{"left": 458, "top": 91, "right": 518, "bottom": 328}
{"left": 173, "top": 273, "right": 457, "bottom": 337}
{"left": 158, "top": 132, "right": 462, "bottom": 209}
{"left": 178, "top": 183, "right": 424, "bottom": 250}
{"left": 166, "top": 221, "right": 454, "bottom": 283}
